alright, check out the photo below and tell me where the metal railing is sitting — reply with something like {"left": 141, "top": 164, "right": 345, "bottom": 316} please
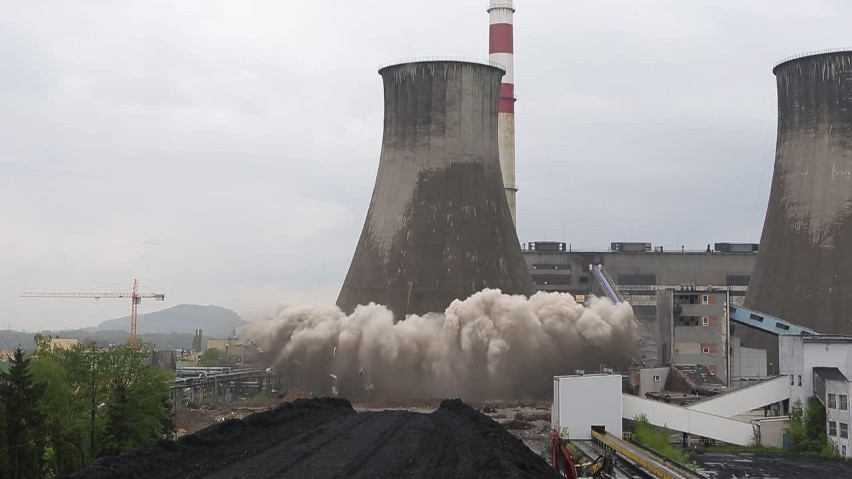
{"left": 774, "top": 47, "right": 852, "bottom": 69}
{"left": 487, "top": 2, "right": 515, "bottom": 12}
{"left": 378, "top": 56, "right": 506, "bottom": 73}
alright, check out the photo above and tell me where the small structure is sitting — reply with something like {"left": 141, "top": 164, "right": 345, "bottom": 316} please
{"left": 552, "top": 373, "right": 622, "bottom": 440}
{"left": 46, "top": 338, "right": 81, "bottom": 350}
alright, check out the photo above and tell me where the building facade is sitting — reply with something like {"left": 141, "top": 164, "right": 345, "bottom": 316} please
{"left": 523, "top": 241, "right": 758, "bottom": 373}
{"left": 657, "top": 288, "right": 731, "bottom": 383}
{"left": 780, "top": 335, "right": 852, "bottom": 457}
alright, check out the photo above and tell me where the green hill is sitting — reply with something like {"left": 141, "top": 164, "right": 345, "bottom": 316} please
{"left": 95, "top": 304, "right": 245, "bottom": 337}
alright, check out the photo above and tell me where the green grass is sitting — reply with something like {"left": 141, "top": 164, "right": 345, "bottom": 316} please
{"left": 632, "top": 414, "right": 696, "bottom": 469}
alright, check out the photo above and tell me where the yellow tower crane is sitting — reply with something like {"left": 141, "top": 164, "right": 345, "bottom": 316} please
{"left": 20, "top": 279, "right": 165, "bottom": 347}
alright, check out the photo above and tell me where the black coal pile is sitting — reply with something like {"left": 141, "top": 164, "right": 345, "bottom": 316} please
{"left": 64, "top": 397, "right": 560, "bottom": 479}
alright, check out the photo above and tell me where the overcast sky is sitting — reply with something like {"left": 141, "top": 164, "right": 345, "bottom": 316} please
{"left": 2, "top": 0, "right": 849, "bottom": 331}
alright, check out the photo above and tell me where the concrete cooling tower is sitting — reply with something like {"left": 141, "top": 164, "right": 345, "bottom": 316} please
{"left": 745, "top": 50, "right": 852, "bottom": 356}
{"left": 337, "top": 60, "right": 534, "bottom": 319}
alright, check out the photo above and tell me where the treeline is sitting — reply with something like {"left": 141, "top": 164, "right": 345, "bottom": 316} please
{"left": 0, "top": 338, "right": 174, "bottom": 478}
{"left": 0, "top": 330, "right": 196, "bottom": 352}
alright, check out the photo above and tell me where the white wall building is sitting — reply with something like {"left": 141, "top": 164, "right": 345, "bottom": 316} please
{"left": 779, "top": 335, "right": 852, "bottom": 457}
{"left": 552, "top": 374, "right": 622, "bottom": 440}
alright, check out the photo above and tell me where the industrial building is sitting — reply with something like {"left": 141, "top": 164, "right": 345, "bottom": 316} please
{"left": 656, "top": 287, "right": 731, "bottom": 381}
{"left": 524, "top": 241, "right": 759, "bottom": 370}
{"left": 554, "top": 304, "right": 852, "bottom": 459}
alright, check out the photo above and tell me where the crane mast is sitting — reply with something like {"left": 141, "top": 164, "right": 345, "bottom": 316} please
{"left": 20, "top": 278, "right": 165, "bottom": 347}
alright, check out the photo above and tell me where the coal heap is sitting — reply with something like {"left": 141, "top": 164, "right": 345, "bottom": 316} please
{"left": 65, "top": 397, "right": 560, "bottom": 479}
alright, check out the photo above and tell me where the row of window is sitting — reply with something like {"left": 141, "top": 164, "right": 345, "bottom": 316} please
{"left": 828, "top": 393, "right": 849, "bottom": 410}
{"left": 829, "top": 421, "right": 849, "bottom": 439}
{"left": 675, "top": 294, "right": 710, "bottom": 304}
{"left": 676, "top": 316, "right": 714, "bottom": 327}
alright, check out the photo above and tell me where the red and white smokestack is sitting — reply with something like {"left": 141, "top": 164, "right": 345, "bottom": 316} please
{"left": 488, "top": 1, "right": 517, "bottom": 225}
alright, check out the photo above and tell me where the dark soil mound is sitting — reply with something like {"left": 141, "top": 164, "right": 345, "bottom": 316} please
{"left": 64, "top": 397, "right": 559, "bottom": 479}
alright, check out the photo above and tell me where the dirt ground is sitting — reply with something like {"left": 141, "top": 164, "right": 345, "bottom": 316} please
{"left": 68, "top": 397, "right": 561, "bottom": 479}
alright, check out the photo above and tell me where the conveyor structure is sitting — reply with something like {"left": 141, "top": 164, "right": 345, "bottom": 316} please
{"left": 728, "top": 304, "right": 819, "bottom": 336}
{"left": 590, "top": 430, "right": 705, "bottom": 479}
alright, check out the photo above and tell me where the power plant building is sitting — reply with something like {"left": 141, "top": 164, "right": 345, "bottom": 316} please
{"left": 523, "top": 241, "right": 759, "bottom": 375}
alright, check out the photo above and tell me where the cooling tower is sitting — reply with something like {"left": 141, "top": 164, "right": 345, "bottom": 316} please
{"left": 744, "top": 49, "right": 852, "bottom": 358}
{"left": 337, "top": 60, "right": 534, "bottom": 319}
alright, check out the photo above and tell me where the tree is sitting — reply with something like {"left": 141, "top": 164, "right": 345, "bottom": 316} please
{"left": 28, "top": 351, "right": 87, "bottom": 475}
{"left": 200, "top": 348, "right": 230, "bottom": 367}
{"left": 0, "top": 347, "right": 46, "bottom": 479}
{"left": 98, "top": 346, "right": 172, "bottom": 455}
{"left": 0, "top": 383, "right": 9, "bottom": 479}
{"left": 192, "top": 329, "right": 203, "bottom": 352}
{"left": 787, "top": 397, "right": 835, "bottom": 455}
{"left": 30, "top": 342, "right": 174, "bottom": 475}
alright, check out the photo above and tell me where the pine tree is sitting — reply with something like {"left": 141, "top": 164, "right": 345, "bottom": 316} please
{"left": 0, "top": 386, "right": 9, "bottom": 479}
{"left": 0, "top": 347, "right": 46, "bottom": 479}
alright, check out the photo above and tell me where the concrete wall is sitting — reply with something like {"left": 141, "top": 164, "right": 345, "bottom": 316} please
{"left": 746, "top": 51, "right": 852, "bottom": 363}
{"left": 337, "top": 61, "right": 532, "bottom": 318}
{"left": 636, "top": 367, "right": 669, "bottom": 397}
{"left": 552, "top": 374, "right": 622, "bottom": 440}
{"left": 754, "top": 417, "right": 789, "bottom": 448}
{"left": 731, "top": 336, "right": 767, "bottom": 380}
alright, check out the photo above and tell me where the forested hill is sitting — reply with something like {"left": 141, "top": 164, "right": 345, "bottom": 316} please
{"left": 95, "top": 304, "right": 245, "bottom": 337}
{"left": 1, "top": 304, "right": 246, "bottom": 352}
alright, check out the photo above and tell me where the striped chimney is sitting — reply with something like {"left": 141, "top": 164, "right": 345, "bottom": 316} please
{"left": 488, "top": 1, "right": 517, "bottom": 225}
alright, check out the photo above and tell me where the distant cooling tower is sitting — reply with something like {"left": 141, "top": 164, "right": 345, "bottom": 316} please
{"left": 745, "top": 50, "right": 852, "bottom": 356}
{"left": 337, "top": 60, "right": 534, "bottom": 318}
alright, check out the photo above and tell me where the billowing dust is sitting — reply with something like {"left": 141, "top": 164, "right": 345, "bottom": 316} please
{"left": 243, "top": 289, "right": 639, "bottom": 400}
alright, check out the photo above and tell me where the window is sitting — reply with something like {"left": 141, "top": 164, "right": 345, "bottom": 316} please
{"left": 702, "top": 347, "right": 711, "bottom": 354}
{"left": 653, "top": 375, "right": 661, "bottom": 382}
{"left": 830, "top": 421, "right": 837, "bottom": 436}
{"left": 841, "top": 395, "right": 848, "bottom": 411}
{"left": 844, "top": 445, "right": 847, "bottom": 456}
{"left": 829, "top": 393, "right": 837, "bottom": 409}
{"left": 790, "top": 375, "right": 795, "bottom": 385}
{"left": 798, "top": 375, "right": 802, "bottom": 387}
{"left": 702, "top": 316, "right": 709, "bottom": 327}
{"left": 702, "top": 295, "right": 709, "bottom": 305}
{"left": 841, "top": 423, "right": 848, "bottom": 439}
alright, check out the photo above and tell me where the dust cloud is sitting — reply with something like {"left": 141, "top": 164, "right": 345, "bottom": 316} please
{"left": 243, "top": 289, "right": 639, "bottom": 400}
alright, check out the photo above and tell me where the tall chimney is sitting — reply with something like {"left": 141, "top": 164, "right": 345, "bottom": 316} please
{"left": 488, "top": 1, "right": 517, "bottom": 225}
{"left": 336, "top": 60, "right": 533, "bottom": 319}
